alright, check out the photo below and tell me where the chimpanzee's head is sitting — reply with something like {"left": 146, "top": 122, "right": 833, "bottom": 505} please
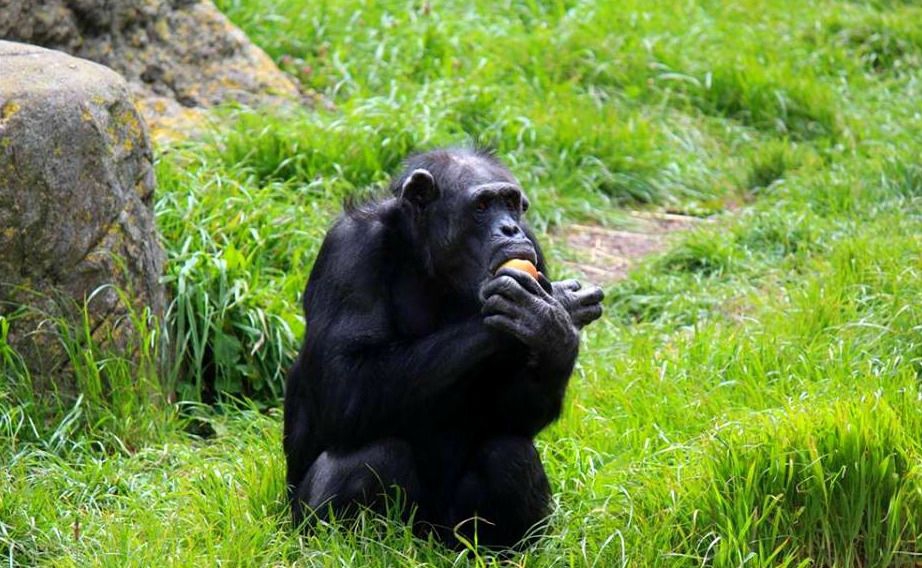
{"left": 391, "top": 148, "right": 537, "bottom": 299}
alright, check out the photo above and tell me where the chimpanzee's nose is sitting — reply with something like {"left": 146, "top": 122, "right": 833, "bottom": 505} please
{"left": 501, "top": 223, "right": 521, "bottom": 237}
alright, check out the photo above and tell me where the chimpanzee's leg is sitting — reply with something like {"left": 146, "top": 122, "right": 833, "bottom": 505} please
{"left": 291, "top": 438, "right": 421, "bottom": 526}
{"left": 444, "top": 436, "right": 551, "bottom": 549}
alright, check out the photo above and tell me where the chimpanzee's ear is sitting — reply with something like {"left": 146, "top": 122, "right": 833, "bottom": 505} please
{"left": 399, "top": 169, "right": 439, "bottom": 208}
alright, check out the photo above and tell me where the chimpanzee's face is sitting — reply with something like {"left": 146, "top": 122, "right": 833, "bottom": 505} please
{"left": 397, "top": 151, "right": 536, "bottom": 300}
{"left": 459, "top": 179, "right": 534, "bottom": 276}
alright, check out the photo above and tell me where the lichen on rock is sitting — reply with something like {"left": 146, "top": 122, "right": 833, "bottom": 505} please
{"left": 0, "top": 40, "right": 166, "bottom": 393}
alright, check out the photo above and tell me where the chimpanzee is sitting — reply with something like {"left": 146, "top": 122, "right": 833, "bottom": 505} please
{"left": 283, "top": 148, "right": 604, "bottom": 548}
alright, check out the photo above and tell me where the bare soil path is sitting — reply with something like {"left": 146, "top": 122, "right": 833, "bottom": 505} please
{"left": 557, "top": 212, "right": 705, "bottom": 285}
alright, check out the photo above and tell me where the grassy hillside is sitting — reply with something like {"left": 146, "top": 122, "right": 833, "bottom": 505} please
{"left": 2, "top": 0, "right": 921, "bottom": 565}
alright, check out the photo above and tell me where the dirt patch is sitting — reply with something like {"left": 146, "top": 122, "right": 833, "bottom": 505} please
{"left": 558, "top": 212, "right": 704, "bottom": 284}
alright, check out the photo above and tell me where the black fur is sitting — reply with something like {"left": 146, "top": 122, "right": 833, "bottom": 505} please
{"left": 283, "top": 148, "right": 603, "bottom": 548}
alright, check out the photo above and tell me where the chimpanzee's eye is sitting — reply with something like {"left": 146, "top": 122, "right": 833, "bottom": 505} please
{"left": 476, "top": 196, "right": 489, "bottom": 212}
{"left": 504, "top": 195, "right": 518, "bottom": 211}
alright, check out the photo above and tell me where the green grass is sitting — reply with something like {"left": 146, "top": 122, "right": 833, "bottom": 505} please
{"left": 2, "top": 0, "right": 922, "bottom": 565}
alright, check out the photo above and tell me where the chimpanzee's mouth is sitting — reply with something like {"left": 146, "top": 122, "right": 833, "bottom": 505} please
{"left": 490, "top": 248, "right": 538, "bottom": 274}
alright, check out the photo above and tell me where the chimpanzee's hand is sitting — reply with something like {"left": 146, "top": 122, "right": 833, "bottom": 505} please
{"left": 480, "top": 269, "right": 579, "bottom": 366}
{"left": 540, "top": 277, "right": 604, "bottom": 330}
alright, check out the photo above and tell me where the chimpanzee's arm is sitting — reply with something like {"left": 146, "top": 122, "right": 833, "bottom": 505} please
{"left": 480, "top": 268, "right": 581, "bottom": 436}
{"left": 492, "top": 354, "right": 575, "bottom": 437}
{"left": 303, "top": 315, "right": 500, "bottom": 448}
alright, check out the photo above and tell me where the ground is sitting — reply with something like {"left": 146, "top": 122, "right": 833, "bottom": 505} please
{"left": 560, "top": 213, "right": 703, "bottom": 284}
{"left": 2, "top": 0, "right": 922, "bottom": 566}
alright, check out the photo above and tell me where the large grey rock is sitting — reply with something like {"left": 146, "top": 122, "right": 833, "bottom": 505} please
{"left": 0, "top": 40, "right": 166, "bottom": 390}
{"left": 0, "top": 0, "right": 300, "bottom": 139}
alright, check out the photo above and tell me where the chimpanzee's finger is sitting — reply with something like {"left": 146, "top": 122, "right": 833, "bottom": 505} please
{"left": 577, "top": 285, "right": 605, "bottom": 306}
{"left": 494, "top": 267, "right": 552, "bottom": 302}
{"left": 482, "top": 274, "right": 533, "bottom": 304}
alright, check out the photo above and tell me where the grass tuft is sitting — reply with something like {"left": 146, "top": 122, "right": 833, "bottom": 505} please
{"left": 687, "top": 64, "right": 840, "bottom": 140}
{"left": 688, "top": 400, "right": 920, "bottom": 566}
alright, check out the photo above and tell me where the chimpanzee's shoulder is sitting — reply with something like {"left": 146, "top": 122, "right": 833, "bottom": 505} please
{"left": 308, "top": 197, "right": 405, "bottom": 292}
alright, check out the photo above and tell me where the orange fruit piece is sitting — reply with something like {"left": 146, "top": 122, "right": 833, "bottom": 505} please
{"left": 499, "top": 259, "right": 539, "bottom": 279}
